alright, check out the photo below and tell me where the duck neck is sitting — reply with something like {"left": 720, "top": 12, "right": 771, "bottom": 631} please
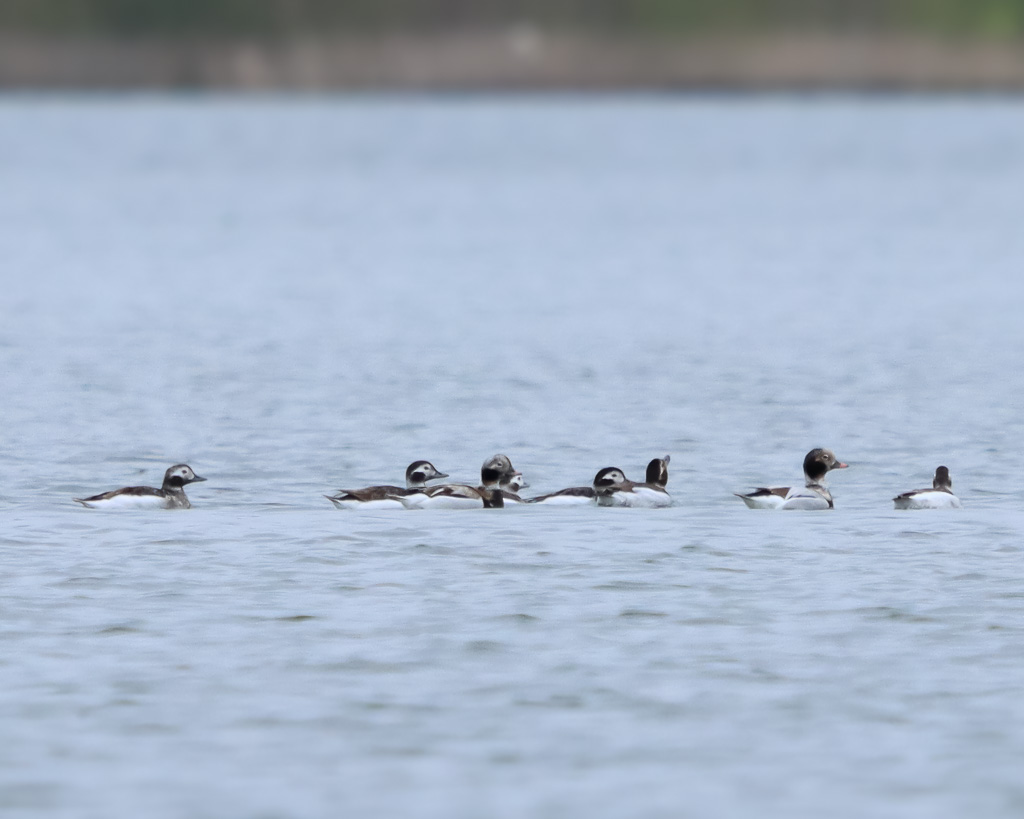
{"left": 804, "top": 472, "right": 828, "bottom": 490}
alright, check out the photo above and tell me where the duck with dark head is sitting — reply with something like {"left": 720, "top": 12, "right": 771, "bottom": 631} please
{"left": 399, "top": 454, "right": 521, "bottom": 509}
{"left": 893, "top": 465, "right": 961, "bottom": 509}
{"left": 325, "top": 460, "right": 449, "bottom": 509}
{"left": 74, "top": 464, "right": 207, "bottom": 510}
{"left": 593, "top": 457, "right": 673, "bottom": 508}
{"left": 736, "top": 448, "right": 848, "bottom": 510}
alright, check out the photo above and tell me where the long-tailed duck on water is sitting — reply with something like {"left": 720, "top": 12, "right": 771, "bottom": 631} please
{"left": 735, "top": 448, "right": 848, "bottom": 510}
{"left": 499, "top": 472, "right": 531, "bottom": 505}
{"left": 893, "top": 466, "right": 961, "bottom": 509}
{"left": 593, "top": 459, "right": 673, "bottom": 508}
{"left": 399, "top": 454, "right": 520, "bottom": 509}
{"left": 74, "top": 464, "right": 207, "bottom": 509}
{"left": 530, "top": 455, "right": 671, "bottom": 506}
{"left": 325, "top": 460, "right": 448, "bottom": 509}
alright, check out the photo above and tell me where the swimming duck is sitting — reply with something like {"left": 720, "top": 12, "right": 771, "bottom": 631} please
{"left": 400, "top": 454, "right": 519, "bottom": 509}
{"left": 893, "top": 466, "right": 961, "bottom": 509}
{"left": 735, "top": 448, "right": 848, "bottom": 510}
{"left": 325, "top": 460, "right": 448, "bottom": 509}
{"left": 530, "top": 455, "right": 670, "bottom": 506}
{"left": 74, "top": 464, "right": 207, "bottom": 510}
{"left": 499, "top": 472, "right": 531, "bottom": 505}
{"left": 593, "top": 463, "right": 672, "bottom": 508}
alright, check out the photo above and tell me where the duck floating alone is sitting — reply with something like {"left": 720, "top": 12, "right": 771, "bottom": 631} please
{"left": 736, "top": 449, "right": 848, "bottom": 510}
{"left": 74, "top": 464, "right": 207, "bottom": 510}
{"left": 893, "top": 466, "right": 961, "bottom": 509}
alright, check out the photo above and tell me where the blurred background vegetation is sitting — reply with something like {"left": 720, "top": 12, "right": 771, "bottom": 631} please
{"left": 2, "top": 0, "right": 1024, "bottom": 39}
{"left": 4, "top": 1, "right": 1024, "bottom": 88}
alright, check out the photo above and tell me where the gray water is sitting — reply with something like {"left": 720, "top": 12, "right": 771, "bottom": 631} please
{"left": 2, "top": 95, "right": 1024, "bottom": 818}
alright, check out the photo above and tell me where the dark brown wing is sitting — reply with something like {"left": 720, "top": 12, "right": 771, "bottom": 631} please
{"left": 528, "top": 486, "right": 596, "bottom": 503}
{"left": 744, "top": 486, "right": 791, "bottom": 499}
{"left": 76, "top": 486, "right": 163, "bottom": 503}
{"left": 330, "top": 484, "right": 407, "bottom": 502}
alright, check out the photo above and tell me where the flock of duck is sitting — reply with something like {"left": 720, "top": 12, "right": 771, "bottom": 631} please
{"left": 72, "top": 449, "right": 962, "bottom": 511}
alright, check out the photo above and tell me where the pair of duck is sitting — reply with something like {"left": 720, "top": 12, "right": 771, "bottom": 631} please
{"left": 70, "top": 449, "right": 960, "bottom": 511}
{"left": 325, "top": 454, "right": 673, "bottom": 509}
{"left": 734, "top": 448, "right": 961, "bottom": 510}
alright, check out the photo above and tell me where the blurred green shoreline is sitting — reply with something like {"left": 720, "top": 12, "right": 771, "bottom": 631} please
{"left": 4, "top": 0, "right": 1024, "bottom": 39}
{"left": 4, "top": 31, "right": 1024, "bottom": 89}
{"left": 5, "top": 0, "right": 1024, "bottom": 89}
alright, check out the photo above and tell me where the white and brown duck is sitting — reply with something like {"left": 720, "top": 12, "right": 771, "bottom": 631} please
{"left": 736, "top": 448, "right": 848, "bottom": 510}
{"left": 399, "top": 454, "right": 520, "bottom": 509}
{"left": 325, "top": 460, "right": 449, "bottom": 510}
{"left": 593, "top": 457, "right": 673, "bottom": 508}
{"left": 893, "top": 466, "right": 961, "bottom": 509}
{"left": 74, "top": 464, "right": 207, "bottom": 510}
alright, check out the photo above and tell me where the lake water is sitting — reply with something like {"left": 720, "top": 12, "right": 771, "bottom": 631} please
{"left": 2, "top": 95, "right": 1024, "bottom": 818}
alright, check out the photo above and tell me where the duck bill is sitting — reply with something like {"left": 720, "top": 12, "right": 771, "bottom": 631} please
{"left": 190, "top": 475, "right": 208, "bottom": 483}
{"left": 833, "top": 462, "right": 849, "bottom": 469}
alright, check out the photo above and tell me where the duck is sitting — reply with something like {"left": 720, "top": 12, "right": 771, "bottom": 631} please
{"left": 325, "top": 460, "right": 448, "bottom": 510}
{"left": 530, "top": 455, "right": 671, "bottom": 506}
{"left": 499, "top": 472, "right": 531, "bottom": 505}
{"left": 399, "top": 454, "right": 519, "bottom": 509}
{"left": 735, "top": 448, "right": 848, "bottom": 510}
{"left": 593, "top": 462, "right": 672, "bottom": 508}
{"left": 893, "top": 466, "right": 961, "bottom": 509}
{"left": 74, "top": 464, "right": 207, "bottom": 510}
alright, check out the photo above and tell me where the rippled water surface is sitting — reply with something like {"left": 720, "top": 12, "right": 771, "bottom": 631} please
{"left": 2, "top": 95, "right": 1024, "bottom": 818}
